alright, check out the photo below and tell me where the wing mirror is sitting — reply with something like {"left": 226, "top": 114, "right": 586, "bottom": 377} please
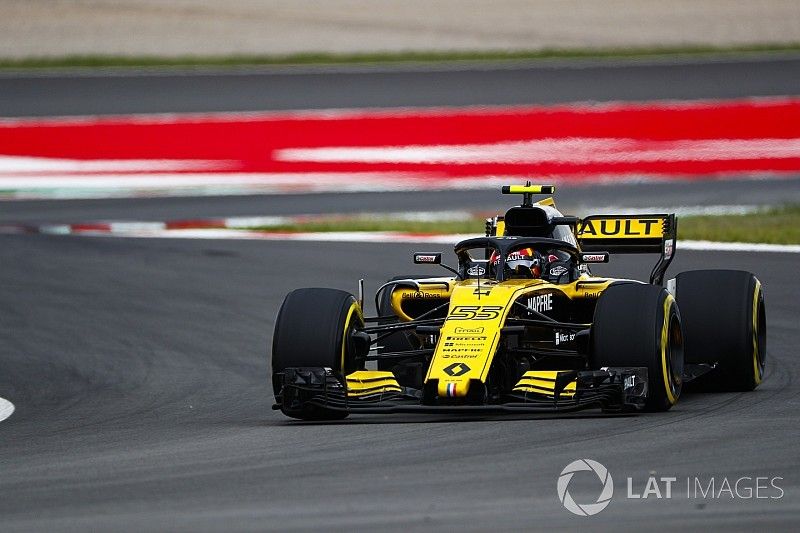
{"left": 580, "top": 252, "right": 610, "bottom": 263}
{"left": 413, "top": 253, "right": 442, "bottom": 264}
{"left": 412, "top": 252, "right": 461, "bottom": 279}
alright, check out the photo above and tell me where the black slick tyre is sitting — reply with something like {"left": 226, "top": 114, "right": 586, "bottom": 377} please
{"left": 272, "top": 288, "right": 364, "bottom": 420}
{"left": 675, "top": 270, "right": 766, "bottom": 391}
{"left": 591, "top": 283, "right": 684, "bottom": 412}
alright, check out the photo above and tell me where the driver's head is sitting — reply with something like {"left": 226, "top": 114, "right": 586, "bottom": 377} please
{"left": 490, "top": 247, "right": 544, "bottom": 279}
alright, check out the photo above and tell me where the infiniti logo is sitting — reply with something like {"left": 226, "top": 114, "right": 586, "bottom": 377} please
{"left": 557, "top": 459, "right": 614, "bottom": 516}
{"left": 467, "top": 265, "right": 486, "bottom": 276}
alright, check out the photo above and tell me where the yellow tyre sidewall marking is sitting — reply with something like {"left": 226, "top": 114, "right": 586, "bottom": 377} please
{"left": 661, "top": 295, "right": 678, "bottom": 405}
{"left": 341, "top": 302, "right": 363, "bottom": 372}
{"left": 752, "top": 280, "right": 763, "bottom": 385}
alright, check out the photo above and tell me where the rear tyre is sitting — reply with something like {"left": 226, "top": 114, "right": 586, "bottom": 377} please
{"left": 675, "top": 270, "right": 766, "bottom": 391}
{"left": 591, "top": 283, "right": 684, "bottom": 412}
{"left": 272, "top": 288, "right": 364, "bottom": 420}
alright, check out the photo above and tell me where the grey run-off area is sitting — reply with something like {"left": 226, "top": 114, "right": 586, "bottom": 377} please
{"left": 2, "top": 0, "right": 800, "bottom": 58}
{"left": 1, "top": 235, "right": 798, "bottom": 531}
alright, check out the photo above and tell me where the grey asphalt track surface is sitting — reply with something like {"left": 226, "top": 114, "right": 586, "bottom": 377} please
{"left": 0, "top": 235, "right": 798, "bottom": 531}
{"left": 1, "top": 54, "right": 800, "bottom": 117}
{"left": 1, "top": 56, "right": 800, "bottom": 531}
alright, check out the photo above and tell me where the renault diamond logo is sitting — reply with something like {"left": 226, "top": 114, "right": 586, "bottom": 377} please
{"left": 443, "top": 362, "right": 471, "bottom": 376}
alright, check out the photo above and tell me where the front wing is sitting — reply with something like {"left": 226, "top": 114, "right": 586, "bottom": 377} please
{"left": 273, "top": 366, "right": 649, "bottom": 416}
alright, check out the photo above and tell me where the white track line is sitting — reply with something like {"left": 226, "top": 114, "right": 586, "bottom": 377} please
{"left": 679, "top": 240, "right": 800, "bottom": 253}
{"left": 0, "top": 155, "right": 232, "bottom": 174}
{"left": 276, "top": 138, "right": 800, "bottom": 165}
{"left": 0, "top": 397, "right": 15, "bottom": 423}
{"left": 66, "top": 228, "right": 800, "bottom": 253}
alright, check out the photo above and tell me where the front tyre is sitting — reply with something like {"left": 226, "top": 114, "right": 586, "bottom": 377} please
{"left": 591, "top": 284, "right": 684, "bottom": 412}
{"left": 675, "top": 270, "right": 766, "bottom": 391}
{"left": 271, "top": 288, "right": 364, "bottom": 420}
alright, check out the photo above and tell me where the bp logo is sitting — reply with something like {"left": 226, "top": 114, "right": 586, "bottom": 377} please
{"left": 557, "top": 459, "right": 614, "bottom": 516}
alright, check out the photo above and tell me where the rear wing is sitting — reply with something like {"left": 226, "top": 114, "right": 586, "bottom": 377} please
{"left": 577, "top": 214, "right": 677, "bottom": 285}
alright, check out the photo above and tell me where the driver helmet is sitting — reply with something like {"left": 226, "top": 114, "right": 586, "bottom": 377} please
{"left": 490, "top": 247, "right": 545, "bottom": 278}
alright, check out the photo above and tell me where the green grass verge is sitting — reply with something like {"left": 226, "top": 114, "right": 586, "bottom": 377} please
{"left": 244, "top": 205, "right": 800, "bottom": 244}
{"left": 3, "top": 43, "right": 800, "bottom": 69}
{"left": 679, "top": 204, "right": 800, "bottom": 244}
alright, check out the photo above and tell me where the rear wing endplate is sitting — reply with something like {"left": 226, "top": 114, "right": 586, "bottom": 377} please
{"left": 577, "top": 214, "right": 677, "bottom": 285}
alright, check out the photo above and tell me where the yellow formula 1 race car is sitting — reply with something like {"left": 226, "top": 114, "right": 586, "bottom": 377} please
{"left": 271, "top": 184, "right": 766, "bottom": 420}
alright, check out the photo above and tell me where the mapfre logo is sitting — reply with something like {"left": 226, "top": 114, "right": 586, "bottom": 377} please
{"left": 557, "top": 459, "right": 614, "bottom": 516}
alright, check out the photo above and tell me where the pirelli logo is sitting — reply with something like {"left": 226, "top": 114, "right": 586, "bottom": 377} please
{"left": 579, "top": 217, "right": 664, "bottom": 239}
